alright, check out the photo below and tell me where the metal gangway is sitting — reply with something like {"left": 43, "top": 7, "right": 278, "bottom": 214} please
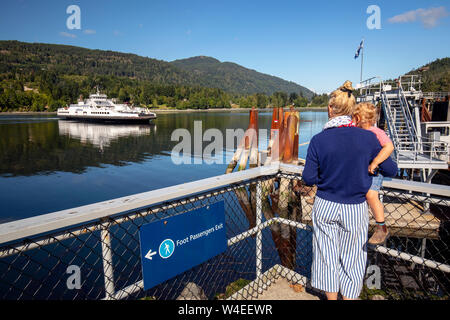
{"left": 358, "top": 76, "right": 449, "bottom": 182}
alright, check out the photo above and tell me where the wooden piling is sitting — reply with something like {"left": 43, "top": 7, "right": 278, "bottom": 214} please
{"left": 225, "top": 106, "right": 303, "bottom": 269}
{"left": 226, "top": 108, "right": 259, "bottom": 232}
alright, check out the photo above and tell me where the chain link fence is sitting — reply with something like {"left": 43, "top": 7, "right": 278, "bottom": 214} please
{"left": 0, "top": 167, "right": 449, "bottom": 300}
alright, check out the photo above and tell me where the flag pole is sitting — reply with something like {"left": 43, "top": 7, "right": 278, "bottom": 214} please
{"left": 360, "top": 39, "right": 364, "bottom": 84}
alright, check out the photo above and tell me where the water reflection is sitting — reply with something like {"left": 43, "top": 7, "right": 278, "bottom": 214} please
{"left": 58, "top": 121, "right": 155, "bottom": 150}
{"left": 0, "top": 111, "right": 328, "bottom": 177}
{"left": 0, "top": 118, "right": 160, "bottom": 176}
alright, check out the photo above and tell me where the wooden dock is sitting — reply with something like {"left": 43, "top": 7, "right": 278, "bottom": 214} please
{"left": 299, "top": 197, "right": 441, "bottom": 239}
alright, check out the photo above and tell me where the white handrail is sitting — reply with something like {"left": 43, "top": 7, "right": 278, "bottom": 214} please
{"left": 0, "top": 164, "right": 279, "bottom": 244}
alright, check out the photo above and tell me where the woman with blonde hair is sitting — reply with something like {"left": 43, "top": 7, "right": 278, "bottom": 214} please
{"left": 303, "top": 81, "right": 397, "bottom": 300}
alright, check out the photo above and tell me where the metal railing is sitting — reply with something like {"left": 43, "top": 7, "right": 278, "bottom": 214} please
{"left": 380, "top": 84, "right": 402, "bottom": 161}
{"left": 398, "top": 75, "right": 422, "bottom": 93}
{"left": 396, "top": 139, "right": 449, "bottom": 162}
{"left": 0, "top": 163, "right": 449, "bottom": 300}
{"left": 398, "top": 85, "right": 419, "bottom": 144}
{"left": 422, "top": 92, "right": 450, "bottom": 100}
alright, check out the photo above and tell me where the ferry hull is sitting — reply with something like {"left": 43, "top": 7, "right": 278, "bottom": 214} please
{"left": 57, "top": 114, "right": 157, "bottom": 124}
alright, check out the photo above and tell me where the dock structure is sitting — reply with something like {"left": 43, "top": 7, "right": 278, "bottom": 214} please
{"left": 357, "top": 75, "right": 449, "bottom": 182}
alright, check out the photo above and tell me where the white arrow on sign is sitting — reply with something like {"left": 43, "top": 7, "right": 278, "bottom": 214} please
{"left": 145, "top": 249, "right": 157, "bottom": 260}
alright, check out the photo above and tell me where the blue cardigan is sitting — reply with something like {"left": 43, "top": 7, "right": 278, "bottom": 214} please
{"left": 302, "top": 127, "right": 398, "bottom": 204}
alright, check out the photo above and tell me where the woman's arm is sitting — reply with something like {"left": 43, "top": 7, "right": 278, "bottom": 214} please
{"left": 369, "top": 142, "right": 394, "bottom": 174}
{"left": 303, "top": 139, "right": 319, "bottom": 186}
{"left": 369, "top": 140, "right": 398, "bottom": 178}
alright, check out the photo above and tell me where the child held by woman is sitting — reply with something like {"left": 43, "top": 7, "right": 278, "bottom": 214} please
{"left": 352, "top": 102, "right": 394, "bottom": 245}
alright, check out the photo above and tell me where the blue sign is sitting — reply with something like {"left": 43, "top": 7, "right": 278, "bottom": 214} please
{"left": 139, "top": 201, "right": 227, "bottom": 290}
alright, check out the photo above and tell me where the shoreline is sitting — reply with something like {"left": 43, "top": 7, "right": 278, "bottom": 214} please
{"left": 152, "top": 107, "right": 327, "bottom": 113}
{"left": 0, "top": 107, "right": 327, "bottom": 116}
{"left": 0, "top": 111, "right": 58, "bottom": 115}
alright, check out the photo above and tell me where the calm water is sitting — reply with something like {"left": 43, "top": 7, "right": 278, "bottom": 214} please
{"left": 0, "top": 111, "right": 328, "bottom": 222}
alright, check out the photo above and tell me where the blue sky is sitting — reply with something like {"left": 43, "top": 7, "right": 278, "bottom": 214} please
{"left": 0, "top": 0, "right": 449, "bottom": 93}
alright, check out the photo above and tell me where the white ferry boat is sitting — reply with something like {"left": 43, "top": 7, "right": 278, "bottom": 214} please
{"left": 57, "top": 90, "right": 157, "bottom": 124}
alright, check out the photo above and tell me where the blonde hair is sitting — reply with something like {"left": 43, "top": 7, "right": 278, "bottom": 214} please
{"left": 353, "top": 102, "right": 377, "bottom": 126}
{"left": 328, "top": 80, "right": 356, "bottom": 117}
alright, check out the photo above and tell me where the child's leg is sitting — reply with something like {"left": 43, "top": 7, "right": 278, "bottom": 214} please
{"left": 366, "top": 190, "right": 385, "bottom": 223}
{"left": 366, "top": 189, "right": 389, "bottom": 244}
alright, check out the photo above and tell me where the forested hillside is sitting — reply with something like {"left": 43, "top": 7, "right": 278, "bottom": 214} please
{"left": 407, "top": 57, "right": 450, "bottom": 92}
{"left": 0, "top": 40, "right": 312, "bottom": 112}
{"left": 0, "top": 41, "right": 195, "bottom": 84}
{"left": 171, "top": 56, "right": 313, "bottom": 98}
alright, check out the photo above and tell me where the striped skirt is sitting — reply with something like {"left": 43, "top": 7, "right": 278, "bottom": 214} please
{"left": 311, "top": 196, "right": 369, "bottom": 299}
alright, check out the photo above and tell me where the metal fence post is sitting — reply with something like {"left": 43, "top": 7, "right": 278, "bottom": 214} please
{"left": 101, "top": 220, "right": 115, "bottom": 300}
{"left": 256, "top": 181, "right": 262, "bottom": 278}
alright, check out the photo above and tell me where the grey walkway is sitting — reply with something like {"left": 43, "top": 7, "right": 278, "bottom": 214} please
{"left": 252, "top": 277, "right": 320, "bottom": 300}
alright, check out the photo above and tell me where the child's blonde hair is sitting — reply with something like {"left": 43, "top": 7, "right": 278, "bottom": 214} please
{"left": 328, "top": 80, "right": 356, "bottom": 117}
{"left": 353, "top": 102, "right": 377, "bottom": 126}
